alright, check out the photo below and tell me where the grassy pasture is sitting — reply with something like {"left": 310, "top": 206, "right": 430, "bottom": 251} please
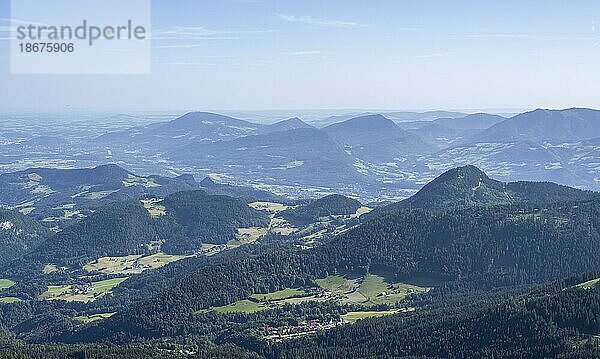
{"left": 341, "top": 310, "right": 400, "bottom": 323}
{"left": 0, "top": 279, "right": 15, "bottom": 290}
{"left": 248, "top": 202, "right": 292, "bottom": 213}
{"left": 250, "top": 288, "right": 305, "bottom": 302}
{"left": 577, "top": 278, "right": 600, "bottom": 289}
{"left": 0, "top": 297, "right": 22, "bottom": 304}
{"left": 236, "top": 227, "right": 268, "bottom": 244}
{"left": 43, "top": 277, "right": 129, "bottom": 302}
{"left": 84, "top": 253, "right": 187, "bottom": 275}
{"left": 75, "top": 312, "right": 116, "bottom": 323}
{"left": 212, "top": 300, "right": 267, "bottom": 314}
{"left": 141, "top": 198, "right": 166, "bottom": 218}
{"left": 42, "top": 264, "right": 59, "bottom": 274}
{"left": 315, "top": 274, "right": 430, "bottom": 306}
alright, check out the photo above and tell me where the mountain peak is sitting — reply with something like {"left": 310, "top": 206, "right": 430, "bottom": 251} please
{"left": 200, "top": 176, "right": 217, "bottom": 187}
{"left": 261, "top": 117, "right": 313, "bottom": 134}
{"left": 340, "top": 114, "right": 396, "bottom": 129}
{"left": 434, "top": 165, "right": 489, "bottom": 183}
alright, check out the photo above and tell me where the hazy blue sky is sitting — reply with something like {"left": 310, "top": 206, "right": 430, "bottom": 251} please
{"left": 1, "top": 0, "right": 600, "bottom": 112}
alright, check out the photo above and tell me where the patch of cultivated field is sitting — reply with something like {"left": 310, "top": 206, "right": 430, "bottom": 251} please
{"left": 42, "top": 209, "right": 84, "bottom": 223}
{"left": 141, "top": 198, "right": 166, "bottom": 218}
{"left": 84, "top": 253, "right": 188, "bottom": 275}
{"left": 0, "top": 297, "right": 22, "bottom": 304}
{"left": 357, "top": 275, "right": 429, "bottom": 306}
{"left": 250, "top": 288, "right": 306, "bottom": 302}
{"left": 123, "top": 176, "right": 161, "bottom": 188}
{"left": 0, "top": 279, "right": 16, "bottom": 290}
{"left": 235, "top": 227, "right": 268, "bottom": 244}
{"left": 84, "top": 190, "right": 119, "bottom": 200}
{"left": 316, "top": 274, "right": 430, "bottom": 306}
{"left": 269, "top": 217, "right": 297, "bottom": 235}
{"left": 75, "top": 312, "right": 116, "bottom": 323}
{"left": 576, "top": 278, "right": 600, "bottom": 289}
{"left": 42, "top": 264, "right": 59, "bottom": 274}
{"left": 249, "top": 202, "right": 292, "bottom": 213}
{"left": 354, "top": 206, "right": 373, "bottom": 218}
{"left": 315, "top": 275, "right": 353, "bottom": 293}
{"left": 341, "top": 310, "right": 400, "bottom": 323}
{"left": 43, "top": 277, "right": 129, "bottom": 302}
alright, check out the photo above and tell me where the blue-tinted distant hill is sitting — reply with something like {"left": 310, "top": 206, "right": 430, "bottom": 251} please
{"left": 168, "top": 127, "right": 368, "bottom": 186}
{"left": 433, "top": 113, "right": 506, "bottom": 130}
{"left": 323, "top": 114, "right": 433, "bottom": 161}
{"left": 476, "top": 108, "right": 600, "bottom": 143}
{"left": 96, "top": 112, "right": 262, "bottom": 148}
{"left": 258, "top": 117, "right": 314, "bottom": 134}
{"left": 0, "top": 164, "right": 283, "bottom": 228}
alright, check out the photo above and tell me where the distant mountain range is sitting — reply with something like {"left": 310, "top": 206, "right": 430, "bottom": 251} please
{"left": 0, "top": 164, "right": 284, "bottom": 228}
{"left": 4, "top": 107, "right": 599, "bottom": 199}
{"left": 475, "top": 108, "right": 600, "bottom": 143}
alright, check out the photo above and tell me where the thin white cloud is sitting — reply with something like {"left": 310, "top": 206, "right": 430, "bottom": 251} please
{"left": 278, "top": 14, "right": 365, "bottom": 29}
{"left": 151, "top": 26, "right": 273, "bottom": 40}
{"left": 284, "top": 50, "right": 332, "bottom": 56}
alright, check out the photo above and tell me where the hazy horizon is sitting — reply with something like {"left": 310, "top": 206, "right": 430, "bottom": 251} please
{"left": 2, "top": 0, "right": 600, "bottom": 112}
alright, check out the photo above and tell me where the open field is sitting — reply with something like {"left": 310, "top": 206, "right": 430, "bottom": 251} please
{"left": 75, "top": 312, "right": 116, "bottom": 323}
{"left": 0, "top": 279, "right": 15, "bottom": 290}
{"left": 315, "top": 275, "right": 353, "bottom": 293}
{"left": 43, "top": 277, "right": 129, "bottom": 302}
{"left": 141, "top": 198, "right": 166, "bottom": 218}
{"left": 0, "top": 297, "right": 22, "bottom": 304}
{"left": 357, "top": 275, "right": 429, "bottom": 305}
{"left": 236, "top": 227, "right": 268, "bottom": 244}
{"left": 249, "top": 202, "right": 292, "bottom": 213}
{"left": 250, "top": 288, "right": 306, "bottom": 302}
{"left": 577, "top": 278, "right": 600, "bottom": 289}
{"left": 316, "top": 274, "right": 430, "bottom": 306}
{"left": 42, "top": 264, "right": 60, "bottom": 274}
{"left": 212, "top": 300, "right": 268, "bottom": 314}
{"left": 197, "top": 274, "right": 430, "bottom": 315}
{"left": 84, "top": 253, "right": 188, "bottom": 275}
{"left": 269, "top": 217, "right": 298, "bottom": 235}
{"left": 341, "top": 310, "right": 400, "bottom": 323}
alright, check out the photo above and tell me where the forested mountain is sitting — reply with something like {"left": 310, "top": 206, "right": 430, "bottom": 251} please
{"left": 19, "top": 190, "right": 269, "bottom": 266}
{"left": 0, "top": 164, "right": 282, "bottom": 229}
{"left": 370, "top": 165, "right": 597, "bottom": 216}
{"left": 0, "top": 164, "right": 202, "bottom": 228}
{"left": 258, "top": 118, "right": 313, "bottom": 134}
{"left": 168, "top": 128, "right": 366, "bottom": 186}
{"left": 477, "top": 108, "right": 600, "bottom": 143}
{"left": 67, "top": 197, "right": 600, "bottom": 342}
{"left": 323, "top": 114, "right": 432, "bottom": 161}
{"left": 160, "top": 190, "right": 270, "bottom": 252}
{"left": 278, "top": 195, "right": 362, "bottom": 226}
{"left": 199, "top": 177, "right": 287, "bottom": 203}
{"left": 433, "top": 113, "right": 506, "bottom": 130}
{"left": 0, "top": 209, "right": 49, "bottom": 266}
{"left": 0, "top": 165, "right": 599, "bottom": 358}
{"left": 96, "top": 112, "right": 261, "bottom": 148}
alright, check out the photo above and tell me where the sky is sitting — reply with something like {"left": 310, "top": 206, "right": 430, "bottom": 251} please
{"left": 1, "top": 0, "right": 600, "bottom": 112}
